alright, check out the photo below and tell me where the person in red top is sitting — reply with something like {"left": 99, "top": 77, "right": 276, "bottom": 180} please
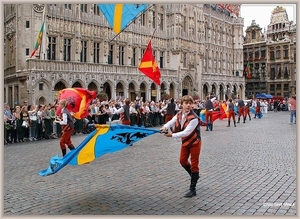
{"left": 160, "top": 95, "right": 201, "bottom": 198}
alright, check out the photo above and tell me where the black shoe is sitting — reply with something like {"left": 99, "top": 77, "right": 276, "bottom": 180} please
{"left": 68, "top": 145, "right": 76, "bottom": 150}
{"left": 184, "top": 189, "right": 196, "bottom": 198}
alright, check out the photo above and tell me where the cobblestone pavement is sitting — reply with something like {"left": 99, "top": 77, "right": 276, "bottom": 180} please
{"left": 3, "top": 111, "right": 297, "bottom": 215}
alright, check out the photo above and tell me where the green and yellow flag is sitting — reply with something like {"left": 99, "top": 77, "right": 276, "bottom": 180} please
{"left": 30, "top": 22, "right": 44, "bottom": 58}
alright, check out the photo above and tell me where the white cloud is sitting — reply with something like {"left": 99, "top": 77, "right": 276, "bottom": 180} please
{"left": 241, "top": 4, "right": 296, "bottom": 34}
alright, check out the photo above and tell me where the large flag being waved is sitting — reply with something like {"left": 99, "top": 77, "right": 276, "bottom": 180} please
{"left": 56, "top": 88, "right": 97, "bottom": 119}
{"left": 98, "top": 4, "right": 149, "bottom": 34}
{"left": 245, "top": 60, "right": 251, "bottom": 79}
{"left": 138, "top": 40, "right": 161, "bottom": 85}
{"left": 30, "top": 22, "right": 45, "bottom": 58}
{"left": 39, "top": 124, "right": 160, "bottom": 176}
{"left": 199, "top": 109, "right": 227, "bottom": 126}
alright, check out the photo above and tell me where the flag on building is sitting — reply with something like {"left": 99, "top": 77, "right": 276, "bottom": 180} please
{"left": 138, "top": 39, "right": 161, "bottom": 85}
{"left": 98, "top": 4, "right": 149, "bottom": 34}
{"left": 231, "top": 4, "right": 240, "bottom": 17}
{"left": 225, "top": 4, "right": 233, "bottom": 13}
{"left": 39, "top": 124, "right": 160, "bottom": 176}
{"left": 245, "top": 61, "right": 251, "bottom": 79}
{"left": 56, "top": 88, "right": 97, "bottom": 120}
{"left": 30, "top": 22, "right": 45, "bottom": 58}
{"left": 217, "top": 4, "right": 225, "bottom": 10}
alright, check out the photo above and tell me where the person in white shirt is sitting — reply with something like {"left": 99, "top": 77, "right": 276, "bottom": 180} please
{"left": 28, "top": 104, "right": 38, "bottom": 141}
{"left": 54, "top": 99, "right": 76, "bottom": 156}
{"left": 264, "top": 100, "right": 268, "bottom": 114}
{"left": 160, "top": 95, "right": 202, "bottom": 198}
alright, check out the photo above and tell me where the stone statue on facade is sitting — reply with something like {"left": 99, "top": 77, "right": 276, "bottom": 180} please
{"left": 60, "top": 37, "right": 64, "bottom": 53}
{"left": 90, "top": 40, "right": 94, "bottom": 55}
{"left": 76, "top": 39, "right": 82, "bottom": 54}
{"left": 104, "top": 43, "right": 108, "bottom": 56}
{"left": 128, "top": 46, "right": 132, "bottom": 58}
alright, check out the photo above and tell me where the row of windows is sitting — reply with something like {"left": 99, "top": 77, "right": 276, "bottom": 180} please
{"left": 244, "top": 47, "right": 290, "bottom": 60}
{"left": 29, "top": 36, "right": 166, "bottom": 68}
{"left": 244, "top": 50, "right": 266, "bottom": 60}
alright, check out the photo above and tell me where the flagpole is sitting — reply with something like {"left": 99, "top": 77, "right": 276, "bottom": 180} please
{"left": 150, "top": 28, "right": 156, "bottom": 40}
{"left": 108, "top": 4, "right": 153, "bottom": 43}
{"left": 38, "top": 8, "right": 46, "bottom": 59}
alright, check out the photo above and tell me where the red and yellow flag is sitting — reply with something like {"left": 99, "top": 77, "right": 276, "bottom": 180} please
{"left": 30, "top": 22, "right": 45, "bottom": 58}
{"left": 56, "top": 88, "right": 97, "bottom": 119}
{"left": 138, "top": 40, "right": 161, "bottom": 85}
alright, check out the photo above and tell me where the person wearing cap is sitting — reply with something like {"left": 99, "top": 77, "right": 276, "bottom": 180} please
{"left": 160, "top": 95, "right": 201, "bottom": 198}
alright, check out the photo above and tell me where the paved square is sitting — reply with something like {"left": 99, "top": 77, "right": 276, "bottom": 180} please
{"left": 3, "top": 111, "right": 296, "bottom": 215}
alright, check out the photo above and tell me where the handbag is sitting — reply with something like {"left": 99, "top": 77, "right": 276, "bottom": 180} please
{"left": 22, "top": 120, "right": 28, "bottom": 128}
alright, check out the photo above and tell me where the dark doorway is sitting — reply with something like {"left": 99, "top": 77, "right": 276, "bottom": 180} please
{"left": 182, "top": 89, "right": 188, "bottom": 96}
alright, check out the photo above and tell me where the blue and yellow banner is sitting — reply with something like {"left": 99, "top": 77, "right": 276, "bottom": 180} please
{"left": 98, "top": 4, "right": 149, "bottom": 34}
{"left": 39, "top": 124, "right": 160, "bottom": 176}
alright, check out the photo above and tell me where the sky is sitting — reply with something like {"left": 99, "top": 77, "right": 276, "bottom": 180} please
{"left": 240, "top": 4, "right": 296, "bottom": 34}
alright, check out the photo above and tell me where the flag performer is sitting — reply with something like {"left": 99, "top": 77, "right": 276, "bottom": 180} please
{"left": 160, "top": 95, "right": 201, "bottom": 198}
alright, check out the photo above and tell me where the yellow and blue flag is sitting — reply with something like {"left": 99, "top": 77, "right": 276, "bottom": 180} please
{"left": 98, "top": 4, "right": 149, "bottom": 34}
{"left": 39, "top": 124, "right": 160, "bottom": 176}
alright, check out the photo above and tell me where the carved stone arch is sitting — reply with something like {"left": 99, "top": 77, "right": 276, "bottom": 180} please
{"left": 87, "top": 79, "right": 100, "bottom": 89}
{"left": 232, "top": 83, "right": 238, "bottom": 98}
{"left": 181, "top": 74, "right": 193, "bottom": 96}
{"left": 169, "top": 82, "right": 176, "bottom": 98}
{"left": 102, "top": 80, "right": 114, "bottom": 99}
{"left": 52, "top": 80, "right": 67, "bottom": 99}
{"left": 116, "top": 80, "right": 126, "bottom": 98}
{"left": 36, "top": 95, "right": 46, "bottom": 105}
{"left": 139, "top": 81, "right": 148, "bottom": 101}
{"left": 128, "top": 80, "right": 138, "bottom": 90}
{"left": 54, "top": 80, "right": 68, "bottom": 91}
{"left": 150, "top": 82, "right": 158, "bottom": 102}
{"left": 202, "top": 82, "right": 210, "bottom": 98}
{"left": 36, "top": 78, "right": 51, "bottom": 90}
{"left": 72, "top": 80, "right": 84, "bottom": 88}
{"left": 87, "top": 81, "right": 98, "bottom": 93}
{"left": 238, "top": 83, "right": 244, "bottom": 99}
{"left": 128, "top": 81, "right": 138, "bottom": 101}
{"left": 115, "top": 80, "right": 126, "bottom": 89}
{"left": 160, "top": 81, "right": 167, "bottom": 90}
{"left": 218, "top": 83, "right": 225, "bottom": 101}
{"left": 211, "top": 83, "right": 218, "bottom": 96}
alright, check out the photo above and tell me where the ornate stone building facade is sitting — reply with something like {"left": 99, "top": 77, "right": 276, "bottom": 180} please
{"left": 244, "top": 6, "right": 296, "bottom": 98}
{"left": 4, "top": 4, "right": 244, "bottom": 106}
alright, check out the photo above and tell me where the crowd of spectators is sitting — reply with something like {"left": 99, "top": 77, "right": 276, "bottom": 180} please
{"left": 4, "top": 95, "right": 294, "bottom": 145}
